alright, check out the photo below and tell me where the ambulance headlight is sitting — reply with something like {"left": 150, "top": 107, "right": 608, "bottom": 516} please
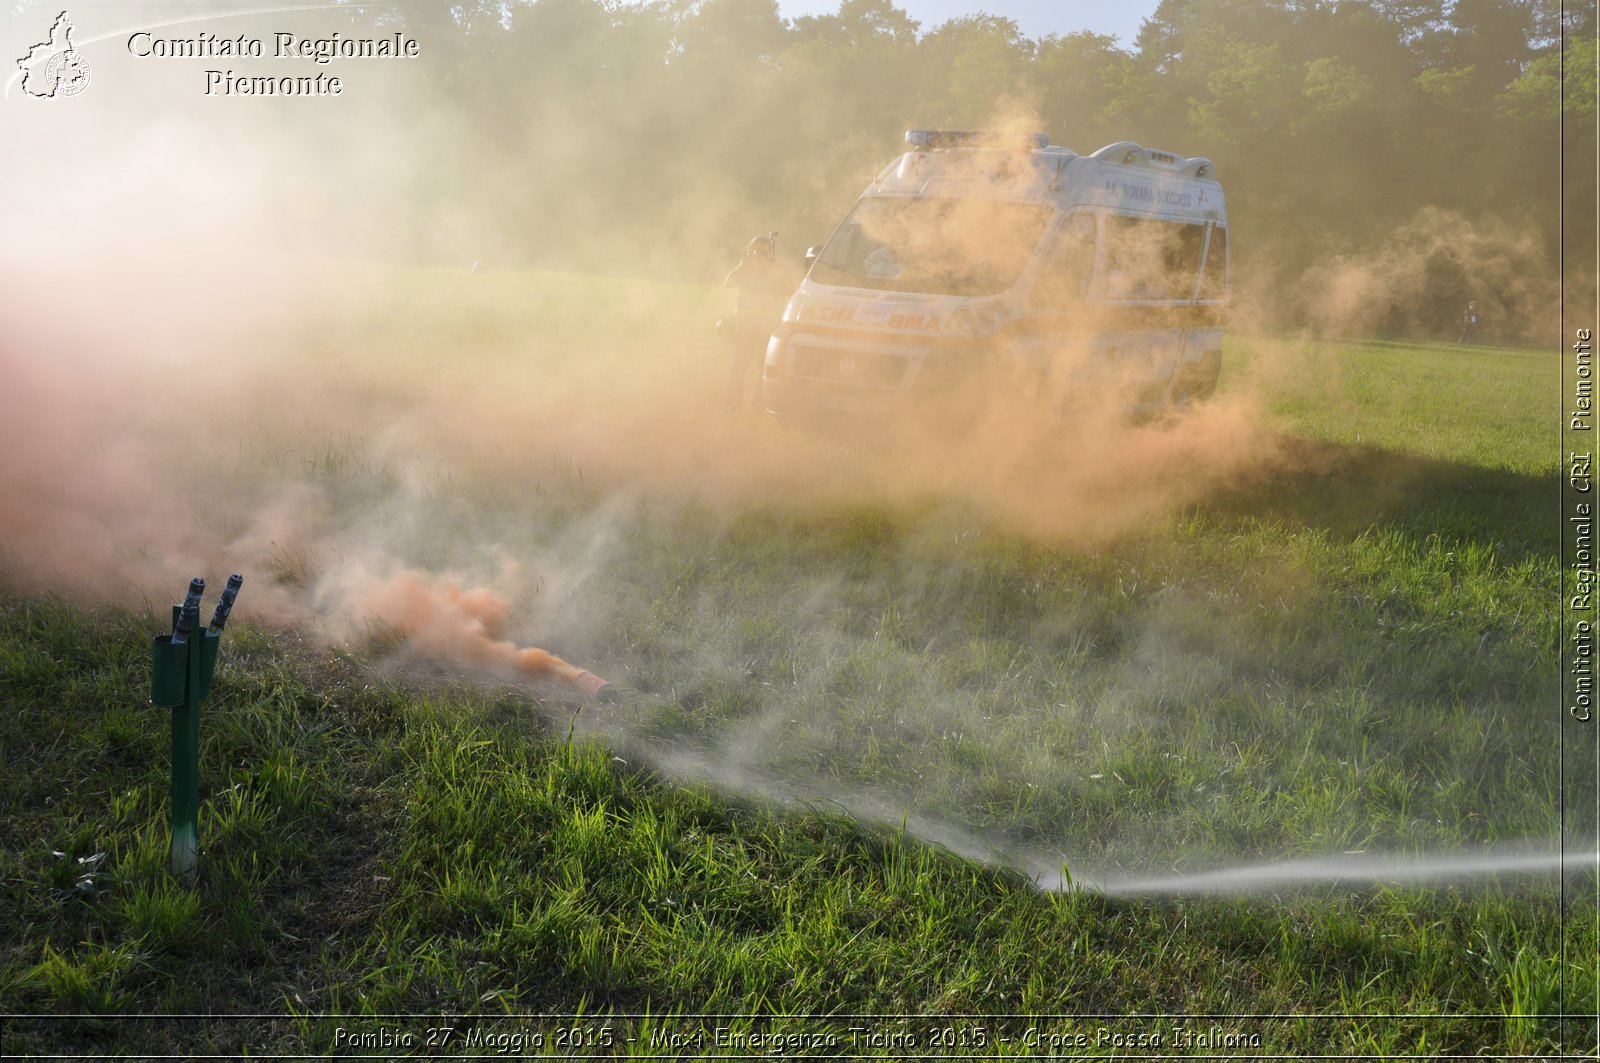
{"left": 782, "top": 291, "right": 808, "bottom": 323}
{"left": 946, "top": 299, "right": 1008, "bottom": 337}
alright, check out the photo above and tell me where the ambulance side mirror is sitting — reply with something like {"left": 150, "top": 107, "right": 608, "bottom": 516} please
{"left": 805, "top": 245, "right": 821, "bottom": 269}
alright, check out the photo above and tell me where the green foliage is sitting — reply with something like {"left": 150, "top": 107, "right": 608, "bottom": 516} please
{"left": 364, "top": 0, "right": 1577, "bottom": 344}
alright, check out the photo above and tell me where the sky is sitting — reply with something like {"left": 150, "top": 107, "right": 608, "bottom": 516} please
{"left": 776, "top": 0, "right": 1162, "bottom": 47}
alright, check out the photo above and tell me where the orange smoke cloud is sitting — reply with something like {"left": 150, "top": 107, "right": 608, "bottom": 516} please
{"left": 349, "top": 568, "right": 613, "bottom": 700}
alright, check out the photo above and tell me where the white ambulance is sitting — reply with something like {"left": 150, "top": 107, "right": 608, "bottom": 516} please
{"left": 762, "top": 131, "right": 1228, "bottom": 423}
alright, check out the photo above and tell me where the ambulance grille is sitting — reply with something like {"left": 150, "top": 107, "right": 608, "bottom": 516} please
{"left": 790, "top": 345, "right": 909, "bottom": 388}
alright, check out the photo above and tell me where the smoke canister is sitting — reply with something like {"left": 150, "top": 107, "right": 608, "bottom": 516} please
{"left": 171, "top": 578, "right": 205, "bottom": 645}
{"left": 572, "top": 670, "right": 618, "bottom": 703}
{"left": 207, "top": 574, "right": 244, "bottom": 634}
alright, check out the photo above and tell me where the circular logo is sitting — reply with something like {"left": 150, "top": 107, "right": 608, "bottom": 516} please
{"left": 43, "top": 49, "right": 91, "bottom": 97}
{"left": 837, "top": 357, "right": 856, "bottom": 376}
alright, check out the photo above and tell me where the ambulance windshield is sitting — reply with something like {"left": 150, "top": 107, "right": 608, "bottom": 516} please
{"left": 810, "top": 196, "right": 1054, "bottom": 297}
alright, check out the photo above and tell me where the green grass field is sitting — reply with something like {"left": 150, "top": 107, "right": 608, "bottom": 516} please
{"left": 0, "top": 264, "right": 1594, "bottom": 1057}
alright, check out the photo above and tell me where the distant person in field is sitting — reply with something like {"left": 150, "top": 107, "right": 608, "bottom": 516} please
{"left": 1459, "top": 301, "right": 1479, "bottom": 345}
{"left": 723, "top": 233, "right": 790, "bottom": 412}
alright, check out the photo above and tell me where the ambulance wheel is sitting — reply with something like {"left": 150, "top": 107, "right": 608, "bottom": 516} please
{"left": 1172, "top": 351, "right": 1221, "bottom": 405}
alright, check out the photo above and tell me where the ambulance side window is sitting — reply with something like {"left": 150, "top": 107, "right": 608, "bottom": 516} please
{"left": 1033, "top": 213, "right": 1097, "bottom": 311}
{"left": 1102, "top": 216, "right": 1209, "bottom": 302}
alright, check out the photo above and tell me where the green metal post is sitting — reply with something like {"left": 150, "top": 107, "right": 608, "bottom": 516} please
{"left": 150, "top": 575, "right": 240, "bottom": 884}
{"left": 170, "top": 603, "right": 200, "bottom": 881}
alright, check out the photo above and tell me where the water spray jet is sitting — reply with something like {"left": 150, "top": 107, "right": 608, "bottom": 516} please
{"left": 1054, "top": 847, "right": 1600, "bottom": 899}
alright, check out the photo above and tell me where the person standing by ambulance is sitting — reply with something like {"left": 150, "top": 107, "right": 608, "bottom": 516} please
{"left": 1459, "top": 300, "right": 1479, "bottom": 344}
{"left": 723, "top": 233, "right": 790, "bottom": 412}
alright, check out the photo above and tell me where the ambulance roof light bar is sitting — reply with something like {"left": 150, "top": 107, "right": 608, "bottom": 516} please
{"left": 905, "top": 129, "right": 1050, "bottom": 151}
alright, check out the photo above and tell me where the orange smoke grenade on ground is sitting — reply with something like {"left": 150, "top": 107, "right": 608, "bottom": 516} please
{"left": 356, "top": 570, "right": 620, "bottom": 703}
{"left": 513, "top": 646, "right": 618, "bottom": 703}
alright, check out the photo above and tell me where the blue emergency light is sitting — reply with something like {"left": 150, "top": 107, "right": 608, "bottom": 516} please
{"left": 905, "top": 129, "right": 1050, "bottom": 151}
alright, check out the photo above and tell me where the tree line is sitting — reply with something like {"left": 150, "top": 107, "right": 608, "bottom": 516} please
{"left": 371, "top": 0, "right": 1592, "bottom": 344}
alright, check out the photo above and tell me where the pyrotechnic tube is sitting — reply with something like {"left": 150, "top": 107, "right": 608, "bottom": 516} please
{"left": 207, "top": 574, "right": 244, "bottom": 634}
{"left": 171, "top": 578, "right": 205, "bottom": 645}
